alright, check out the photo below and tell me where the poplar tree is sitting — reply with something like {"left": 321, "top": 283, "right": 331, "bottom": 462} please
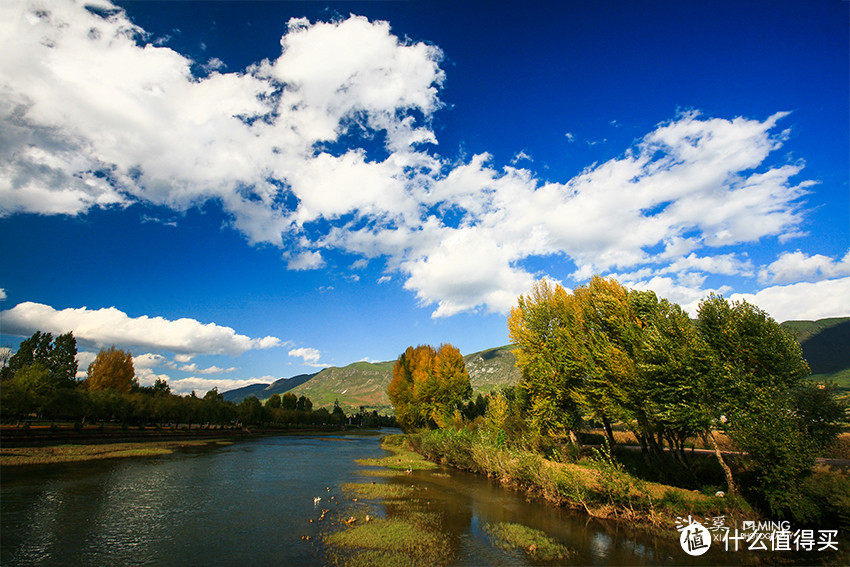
{"left": 86, "top": 346, "right": 137, "bottom": 393}
{"left": 696, "top": 295, "right": 823, "bottom": 517}
{"left": 509, "top": 277, "right": 712, "bottom": 471}
{"left": 387, "top": 343, "right": 471, "bottom": 431}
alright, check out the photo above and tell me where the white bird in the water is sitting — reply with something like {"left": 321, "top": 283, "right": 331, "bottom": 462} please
{"left": 313, "top": 497, "right": 321, "bottom": 504}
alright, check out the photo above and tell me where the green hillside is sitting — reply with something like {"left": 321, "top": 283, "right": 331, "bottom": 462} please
{"left": 781, "top": 317, "right": 850, "bottom": 391}
{"left": 464, "top": 345, "right": 522, "bottom": 394}
{"left": 289, "top": 360, "right": 396, "bottom": 414}
{"left": 287, "top": 345, "right": 522, "bottom": 414}
{"left": 222, "top": 372, "right": 317, "bottom": 403}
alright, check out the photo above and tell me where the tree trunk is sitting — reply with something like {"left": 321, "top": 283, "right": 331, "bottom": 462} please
{"left": 568, "top": 428, "right": 582, "bottom": 449}
{"left": 635, "top": 433, "right": 653, "bottom": 468}
{"left": 708, "top": 430, "right": 736, "bottom": 495}
{"left": 602, "top": 414, "right": 616, "bottom": 447}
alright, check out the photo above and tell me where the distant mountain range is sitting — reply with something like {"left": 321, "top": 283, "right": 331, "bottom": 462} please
{"left": 223, "top": 345, "right": 521, "bottom": 412}
{"left": 222, "top": 317, "right": 850, "bottom": 410}
{"left": 221, "top": 372, "right": 316, "bottom": 403}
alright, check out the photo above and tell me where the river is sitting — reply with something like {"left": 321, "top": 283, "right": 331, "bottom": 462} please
{"left": 0, "top": 431, "right": 839, "bottom": 565}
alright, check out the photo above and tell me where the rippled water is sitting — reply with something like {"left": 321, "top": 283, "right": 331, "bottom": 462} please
{"left": 1, "top": 432, "right": 838, "bottom": 566}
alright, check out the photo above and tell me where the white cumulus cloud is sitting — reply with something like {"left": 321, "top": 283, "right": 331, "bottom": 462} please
{"left": 288, "top": 347, "right": 328, "bottom": 367}
{"left": 0, "top": 1, "right": 825, "bottom": 318}
{"left": 731, "top": 277, "right": 850, "bottom": 322}
{"left": 758, "top": 250, "right": 850, "bottom": 284}
{"left": 0, "top": 301, "right": 283, "bottom": 356}
{"left": 287, "top": 250, "right": 325, "bottom": 271}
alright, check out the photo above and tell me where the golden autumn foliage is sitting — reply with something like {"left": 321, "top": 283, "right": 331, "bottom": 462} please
{"left": 387, "top": 343, "right": 471, "bottom": 431}
{"left": 85, "top": 346, "right": 137, "bottom": 393}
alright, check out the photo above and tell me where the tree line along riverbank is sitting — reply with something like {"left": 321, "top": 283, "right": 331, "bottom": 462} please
{"left": 384, "top": 277, "right": 850, "bottom": 535}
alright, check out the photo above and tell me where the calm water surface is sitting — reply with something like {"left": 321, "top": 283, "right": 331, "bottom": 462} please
{"left": 1, "top": 431, "right": 837, "bottom": 566}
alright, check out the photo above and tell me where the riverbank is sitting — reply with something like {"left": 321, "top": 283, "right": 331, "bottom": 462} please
{"left": 0, "top": 422, "right": 358, "bottom": 448}
{"left": 0, "top": 438, "right": 234, "bottom": 466}
{"left": 401, "top": 430, "right": 750, "bottom": 536}
{"left": 404, "top": 427, "right": 850, "bottom": 546}
{"left": 0, "top": 423, "right": 358, "bottom": 466}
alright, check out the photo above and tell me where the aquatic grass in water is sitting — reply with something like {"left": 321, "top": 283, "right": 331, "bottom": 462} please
{"left": 354, "top": 437, "right": 437, "bottom": 470}
{"left": 341, "top": 482, "right": 414, "bottom": 500}
{"left": 483, "top": 521, "right": 573, "bottom": 562}
{"left": 327, "top": 549, "right": 418, "bottom": 567}
{"left": 325, "top": 435, "right": 452, "bottom": 567}
{"left": 355, "top": 468, "right": 406, "bottom": 478}
{"left": 324, "top": 517, "right": 451, "bottom": 566}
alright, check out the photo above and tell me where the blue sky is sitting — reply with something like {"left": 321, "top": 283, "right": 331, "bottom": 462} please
{"left": 1, "top": 0, "right": 848, "bottom": 396}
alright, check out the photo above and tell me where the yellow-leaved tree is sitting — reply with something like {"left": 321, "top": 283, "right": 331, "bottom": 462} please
{"left": 387, "top": 343, "right": 471, "bottom": 431}
{"left": 85, "top": 346, "right": 137, "bottom": 393}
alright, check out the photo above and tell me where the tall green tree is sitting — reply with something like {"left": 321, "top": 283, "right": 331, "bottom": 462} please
{"left": 1, "top": 331, "right": 78, "bottom": 388}
{"left": 509, "top": 277, "right": 713, "bottom": 473}
{"left": 1, "top": 332, "right": 80, "bottom": 420}
{"left": 508, "top": 279, "right": 585, "bottom": 445}
{"left": 387, "top": 343, "right": 472, "bottom": 431}
{"left": 696, "top": 295, "right": 839, "bottom": 520}
{"left": 265, "top": 393, "right": 282, "bottom": 409}
{"left": 49, "top": 332, "right": 79, "bottom": 388}
{"left": 237, "top": 396, "right": 267, "bottom": 426}
{"left": 280, "top": 392, "right": 297, "bottom": 410}
{"left": 296, "top": 395, "right": 313, "bottom": 412}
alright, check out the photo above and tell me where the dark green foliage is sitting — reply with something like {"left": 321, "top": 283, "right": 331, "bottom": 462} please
{"left": 1, "top": 331, "right": 78, "bottom": 388}
{"left": 792, "top": 382, "right": 846, "bottom": 454}
{"left": 1, "top": 332, "right": 80, "bottom": 420}
{"left": 237, "top": 396, "right": 267, "bottom": 426}
{"left": 800, "top": 471, "right": 850, "bottom": 530}
{"left": 462, "top": 393, "right": 489, "bottom": 420}
{"left": 281, "top": 392, "right": 297, "bottom": 410}
{"left": 296, "top": 395, "right": 312, "bottom": 412}
{"left": 265, "top": 393, "right": 282, "bottom": 409}
{"left": 0, "top": 330, "right": 361, "bottom": 429}
{"left": 696, "top": 295, "right": 845, "bottom": 521}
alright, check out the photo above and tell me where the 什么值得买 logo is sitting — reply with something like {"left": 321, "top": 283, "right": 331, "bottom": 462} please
{"left": 680, "top": 521, "right": 712, "bottom": 556}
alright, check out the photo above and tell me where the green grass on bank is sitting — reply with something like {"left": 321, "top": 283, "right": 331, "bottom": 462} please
{"left": 410, "top": 428, "right": 749, "bottom": 532}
